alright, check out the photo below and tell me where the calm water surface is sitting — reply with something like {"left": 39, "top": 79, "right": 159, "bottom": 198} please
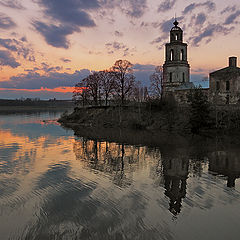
{"left": 0, "top": 111, "right": 240, "bottom": 240}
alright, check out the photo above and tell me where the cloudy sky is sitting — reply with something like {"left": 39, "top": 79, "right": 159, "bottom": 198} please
{"left": 0, "top": 0, "right": 239, "bottom": 99}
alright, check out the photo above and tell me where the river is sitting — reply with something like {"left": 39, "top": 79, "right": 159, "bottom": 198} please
{"left": 0, "top": 111, "right": 239, "bottom": 240}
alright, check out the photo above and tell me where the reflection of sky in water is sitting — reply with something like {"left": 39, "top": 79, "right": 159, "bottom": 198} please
{"left": 0, "top": 111, "right": 240, "bottom": 240}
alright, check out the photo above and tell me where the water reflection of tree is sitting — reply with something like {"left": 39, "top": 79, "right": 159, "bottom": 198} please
{"left": 73, "top": 139, "right": 146, "bottom": 187}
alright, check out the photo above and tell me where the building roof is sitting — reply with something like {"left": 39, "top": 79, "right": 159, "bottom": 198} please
{"left": 210, "top": 66, "right": 240, "bottom": 76}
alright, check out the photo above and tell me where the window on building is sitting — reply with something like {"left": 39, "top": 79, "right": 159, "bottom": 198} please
{"left": 226, "top": 94, "right": 230, "bottom": 105}
{"left": 170, "top": 50, "right": 174, "bottom": 61}
{"left": 226, "top": 81, "right": 230, "bottom": 91}
{"left": 216, "top": 81, "right": 220, "bottom": 91}
{"left": 181, "top": 49, "right": 184, "bottom": 61}
{"left": 182, "top": 73, "right": 185, "bottom": 82}
{"left": 170, "top": 72, "right": 173, "bottom": 82}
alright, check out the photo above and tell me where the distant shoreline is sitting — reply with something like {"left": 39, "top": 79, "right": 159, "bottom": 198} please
{"left": 0, "top": 99, "right": 74, "bottom": 113}
{"left": 0, "top": 106, "right": 74, "bottom": 115}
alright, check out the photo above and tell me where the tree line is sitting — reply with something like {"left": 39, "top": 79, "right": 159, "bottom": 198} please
{"left": 73, "top": 59, "right": 161, "bottom": 106}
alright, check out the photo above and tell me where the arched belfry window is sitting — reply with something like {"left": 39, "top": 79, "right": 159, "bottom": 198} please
{"left": 182, "top": 73, "right": 185, "bottom": 82}
{"left": 181, "top": 49, "right": 184, "bottom": 61}
{"left": 170, "top": 49, "right": 174, "bottom": 61}
{"left": 175, "top": 34, "right": 178, "bottom": 41}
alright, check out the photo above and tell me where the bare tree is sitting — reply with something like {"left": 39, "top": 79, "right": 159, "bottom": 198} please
{"left": 150, "top": 66, "right": 164, "bottom": 100}
{"left": 83, "top": 72, "right": 102, "bottom": 106}
{"left": 132, "top": 81, "right": 149, "bottom": 103}
{"left": 98, "top": 70, "right": 116, "bottom": 106}
{"left": 72, "top": 81, "right": 90, "bottom": 107}
{"left": 111, "top": 60, "right": 135, "bottom": 105}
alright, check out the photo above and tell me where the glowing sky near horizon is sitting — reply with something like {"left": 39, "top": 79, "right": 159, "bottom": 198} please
{"left": 0, "top": 0, "right": 240, "bottom": 99}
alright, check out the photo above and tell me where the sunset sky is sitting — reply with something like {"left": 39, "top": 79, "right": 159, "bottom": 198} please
{"left": 0, "top": 0, "right": 239, "bottom": 99}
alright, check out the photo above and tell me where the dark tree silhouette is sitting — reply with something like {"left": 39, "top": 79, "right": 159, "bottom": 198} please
{"left": 85, "top": 72, "right": 102, "bottom": 105}
{"left": 149, "top": 66, "right": 164, "bottom": 100}
{"left": 187, "top": 87, "right": 211, "bottom": 134}
{"left": 111, "top": 60, "right": 135, "bottom": 105}
{"left": 72, "top": 82, "right": 90, "bottom": 106}
{"left": 98, "top": 70, "right": 116, "bottom": 106}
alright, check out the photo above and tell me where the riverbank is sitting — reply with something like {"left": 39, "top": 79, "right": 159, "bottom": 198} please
{"left": 58, "top": 104, "right": 191, "bottom": 134}
{"left": 58, "top": 103, "right": 240, "bottom": 137}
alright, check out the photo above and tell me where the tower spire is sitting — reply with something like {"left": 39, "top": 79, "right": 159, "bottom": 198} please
{"left": 173, "top": 14, "right": 179, "bottom": 27}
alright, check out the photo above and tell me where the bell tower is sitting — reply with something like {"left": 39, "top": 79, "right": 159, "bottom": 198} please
{"left": 163, "top": 20, "right": 190, "bottom": 91}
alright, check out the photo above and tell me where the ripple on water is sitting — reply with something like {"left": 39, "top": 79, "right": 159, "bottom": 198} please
{"left": 1, "top": 112, "right": 240, "bottom": 240}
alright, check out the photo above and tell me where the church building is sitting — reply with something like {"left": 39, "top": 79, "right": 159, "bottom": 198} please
{"left": 163, "top": 20, "right": 194, "bottom": 103}
{"left": 209, "top": 57, "right": 240, "bottom": 104}
{"left": 162, "top": 20, "right": 240, "bottom": 105}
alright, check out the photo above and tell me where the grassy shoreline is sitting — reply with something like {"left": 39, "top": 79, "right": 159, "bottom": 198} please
{"left": 58, "top": 104, "right": 240, "bottom": 138}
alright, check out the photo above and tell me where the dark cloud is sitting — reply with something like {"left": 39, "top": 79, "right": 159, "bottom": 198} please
{"left": 195, "top": 13, "right": 207, "bottom": 25}
{"left": 0, "top": 38, "right": 35, "bottom": 61}
{"left": 105, "top": 41, "right": 133, "bottom": 56}
{"left": 182, "top": 1, "right": 216, "bottom": 14}
{"left": 0, "top": 50, "right": 20, "bottom": 68}
{"left": 0, "top": 0, "right": 25, "bottom": 10}
{"left": 0, "top": 69, "right": 91, "bottom": 89}
{"left": 100, "top": 0, "right": 147, "bottom": 18}
{"left": 224, "top": 10, "right": 240, "bottom": 25}
{"left": 133, "top": 64, "right": 155, "bottom": 71}
{"left": 160, "top": 18, "right": 178, "bottom": 32}
{"left": 0, "top": 13, "right": 16, "bottom": 29}
{"left": 221, "top": 6, "right": 237, "bottom": 15}
{"left": 140, "top": 21, "right": 149, "bottom": 27}
{"left": 33, "top": 21, "right": 78, "bottom": 49}
{"left": 24, "top": 63, "right": 63, "bottom": 73}
{"left": 36, "top": 0, "right": 97, "bottom": 27}
{"left": 34, "top": 0, "right": 99, "bottom": 48}
{"left": 41, "top": 62, "right": 63, "bottom": 72}
{"left": 150, "top": 36, "right": 164, "bottom": 45}
{"left": 60, "top": 58, "right": 71, "bottom": 63}
{"left": 158, "top": 0, "right": 177, "bottom": 13}
{"left": 106, "top": 41, "right": 127, "bottom": 50}
{"left": 191, "top": 24, "right": 234, "bottom": 46}
{"left": 114, "top": 31, "right": 123, "bottom": 37}
{"left": 20, "top": 36, "right": 27, "bottom": 42}
{"left": 122, "top": 0, "right": 147, "bottom": 18}
{"left": 34, "top": 0, "right": 148, "bottom": 49}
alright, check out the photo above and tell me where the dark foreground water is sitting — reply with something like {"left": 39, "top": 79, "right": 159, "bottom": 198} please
{"left": 0, "top": 111, "right": 240, "bottom": 240}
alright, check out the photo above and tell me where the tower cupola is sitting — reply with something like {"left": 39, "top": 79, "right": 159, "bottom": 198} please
{"left": 170, "top": 20, "right": 183, "bottom": 43}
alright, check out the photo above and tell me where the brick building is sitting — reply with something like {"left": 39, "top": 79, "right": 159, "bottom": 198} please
{"left": 209, "top": 57, "right": 240, "bottom": 104}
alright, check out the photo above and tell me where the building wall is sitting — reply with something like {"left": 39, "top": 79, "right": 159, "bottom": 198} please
{"left": 209, "top": 72, "right": 240, "bottom": 104}
{"left": 163, "top": 64, "right": 190, "bottom": 91}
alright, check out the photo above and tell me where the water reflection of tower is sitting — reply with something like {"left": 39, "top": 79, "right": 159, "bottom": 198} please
{"left": 209, "top": 151, "right": 240, "bottom": 187}
{"left": 162, "top": 157, "right": 189, "bottom": 215}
